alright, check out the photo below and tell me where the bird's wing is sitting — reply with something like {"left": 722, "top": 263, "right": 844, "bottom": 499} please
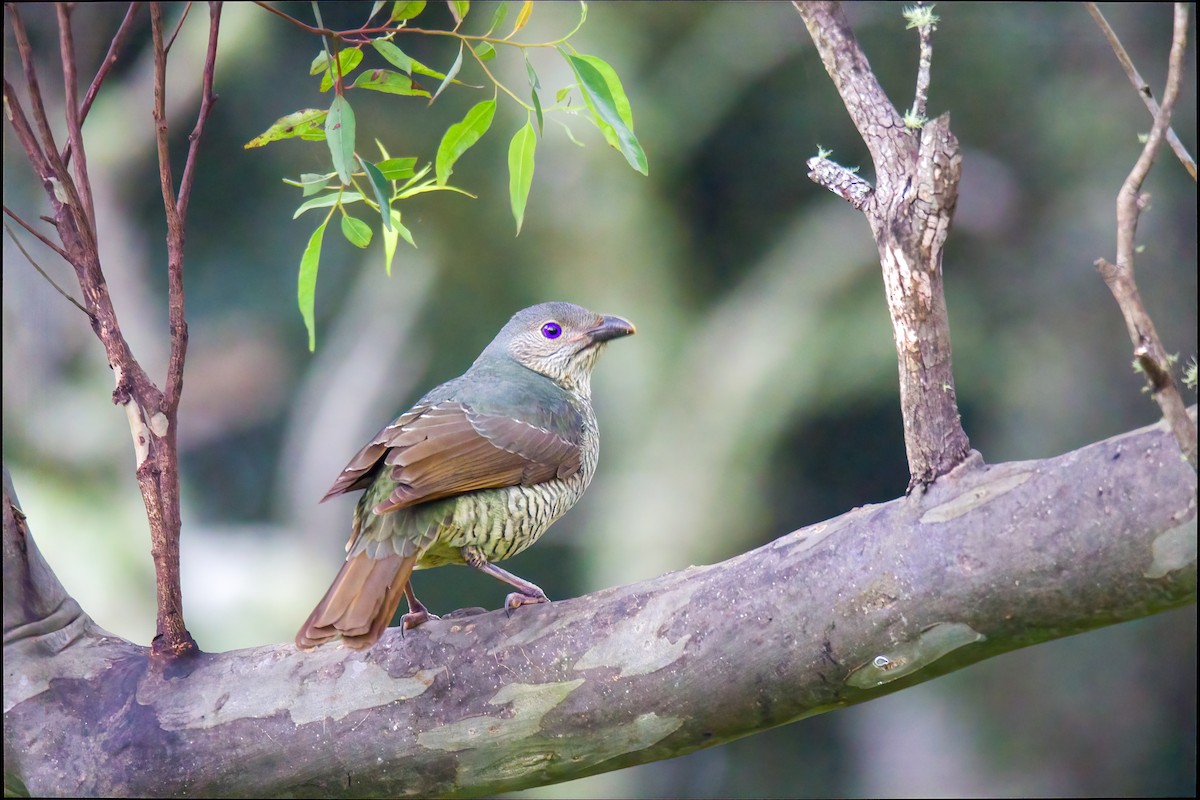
{"left": 321, "top": 400, "right": 582, "bottom": 512}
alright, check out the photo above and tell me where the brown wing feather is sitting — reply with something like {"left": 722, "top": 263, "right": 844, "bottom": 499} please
{"left": 323, "top": 401, "right": 581, "bottom": 514}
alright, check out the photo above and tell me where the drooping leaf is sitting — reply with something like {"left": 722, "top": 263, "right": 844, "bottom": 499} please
{"left": 507, "top": 0, "right": 533, "bottom": 39}
{"left": 436, "top": 99, "right": 497, "bottom": 185}
{"left": 391, "top": 1, "right": 426, "bottom": 21}
{"left": 486, "top": 1, "right": 508, "bottom": 35}
{"left": 352, "top": 69, "right": 431, "bottom": 97}
{"left": 430, "top": 44, "right": 464, "bottom": 105}
{"left": 293, "top": 191, "right": 365, "bottom": 218}
{"left": 326, "top": 96, "right": 357, "bottom": 185}
{"left": 298, "top": 219, "right": 328, "bottom": 351}
{"left": 358, "top": 156, "right": 393, "bottom": 230}
{"left": 448, "top": 0, "right": 469, "bottom": 27}
{"left": 525, "top": 55, "right": 543, "bottom": 135}
{"left": 555, "top": 118, "right": 586, "bottom": 147}
{"left": 474, "top": 42, "right": 496, "bottom": 61}
{"left": 319, "top": 48, "right": 364, "bottom": 92}
{"left": 341, "top": 214, "right": 373, "bottom": 248}
{"left": 244, "top": 109, "right": 328, "bottom": 148}
{"left": 382, "top": 208, "right": 417, "bottom": 276}
{"left": 508, "top": 120, "right": 536, "bottom": 235}
{"left": 563, "top": 52, "right": 647, "bottom": 175}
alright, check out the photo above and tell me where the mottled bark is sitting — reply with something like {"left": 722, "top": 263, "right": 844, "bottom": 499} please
{"left": 5, "top": 412, "right": 1195, "bottom": 798}
{"left": 797, "top": 1, "right": 972, "bottom": 489}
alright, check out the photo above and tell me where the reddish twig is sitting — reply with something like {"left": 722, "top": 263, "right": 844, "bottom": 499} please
{"left": 1095, "top": 3, "right": 1195, "bottom": 470}
{"left": 2, "top": 219, "right": 90, "bottom": 316}
{"left": 2, "top": 205, "right": 71, "bottom": 265}
{"left": 56, "top": 3, "right": 97, "bottom": 235}
{"left": 1085, "top": 3, "right": 1196, "bottom": 181}
{"left": 77, "top": 4, "right": 143, "bottom": 130}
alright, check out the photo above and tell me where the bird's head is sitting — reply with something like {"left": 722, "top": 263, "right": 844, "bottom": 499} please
{"left": 480, "top": 302, "right": 636, "bottom": 394}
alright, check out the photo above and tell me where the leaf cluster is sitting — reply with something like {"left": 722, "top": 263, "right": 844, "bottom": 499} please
{"left": 244, "top": 1, "right": 647, "bottom": 350}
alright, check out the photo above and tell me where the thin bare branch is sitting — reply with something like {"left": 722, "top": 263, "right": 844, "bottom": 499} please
{"left": 165, "top": 1, "right": 193, "bottom": 54}
{"left": 77, "top": 4, "right": 143, "bottom": 129}
{"left": 907, "top": 2, "right": 937, "bottom": 123}
{"left": 146, "top": 1, "right": 197, "bottom": 660}
{"left": 3, "top": 205, "right": 73, "bottom": 265}
{"left": 2, "top": 220, "right": 90, "bottom": 316}
{"left": 56, "top": 3, "right": 97, "bottom": 235}
{"left": 1086, "top": 2, "right": 1197, "bottom": 181}
{"left": 1096, "top": 2, "right": 1196, "bottom": 470}
{"left": 176, "top": 3, "right": 223, "bottom": 223}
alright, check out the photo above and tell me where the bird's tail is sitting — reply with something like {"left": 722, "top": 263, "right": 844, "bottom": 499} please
{"left": 295, "top": 552, "right": 417, "bottom": 650}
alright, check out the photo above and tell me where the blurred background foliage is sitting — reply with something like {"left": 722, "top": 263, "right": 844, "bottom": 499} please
{"left": 3, "top": 2, "right": 1196, "bottom": 796}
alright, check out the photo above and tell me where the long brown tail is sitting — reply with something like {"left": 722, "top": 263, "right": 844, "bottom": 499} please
{"left": 295, "top": 552, "right": 417, "bottom": 650}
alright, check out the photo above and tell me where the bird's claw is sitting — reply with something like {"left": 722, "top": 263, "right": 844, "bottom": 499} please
{"left": 503, "top": 590, "right": 549, "bottom": 616}
{"left": 400, "top": 609, "right": 439, "bottom": 632}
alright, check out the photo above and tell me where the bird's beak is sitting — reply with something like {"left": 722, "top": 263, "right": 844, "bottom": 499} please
{"left": 586, "top": 314, "right": 636, "bottom": 344}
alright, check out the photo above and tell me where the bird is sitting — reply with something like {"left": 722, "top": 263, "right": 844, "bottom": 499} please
{"left": 296, "top": 301, "right": 635, "bottom": 650}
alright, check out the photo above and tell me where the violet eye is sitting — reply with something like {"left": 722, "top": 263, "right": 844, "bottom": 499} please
{"left": 541, "top": 321, "right": 562, "bottom": 339}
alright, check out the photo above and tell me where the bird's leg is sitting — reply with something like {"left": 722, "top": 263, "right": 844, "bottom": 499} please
{"left": 460, "top": 546, "right": 549, "bottom": 614}
{"left": 400, "top": 580, "right": 438, "bottom": 630}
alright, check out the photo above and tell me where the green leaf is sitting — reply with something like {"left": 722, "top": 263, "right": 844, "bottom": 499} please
{"left": 341, "top": 214, "right": 373, "bottom": 248}
{"left": 293, "top": 191, "right": 365, "bottom": 219}
{"left": 474, "top": 42, "right": 496, "bottom": 61}
{"left": 507, "top": 0, "right": 534, "bottom": 38}
{"left": 525, "top": 56, "right": 543, "bottom": 135}
{"left": 376, "top": 157, "right": 418, "bottom": 181}
{"left": 291, "top": 172, "right": 334, "bottom": 196}
{"left": 448, "top": 0, "right": 469, "bottom": 27}
{"left": 391, "top": 1, "right": 426, "bottom": 21}
{"left": 486, "top": 1, "right": 508, "bottom": 35}
{"left": 563, "top": 52, "right": 647, "bottom": 175}
{"left": 358, "top": 156, "right": 392, "bottom": 230}
{"left": 352, "top": 69, "right": 431, "bottom": 97}
{"left": 436, "top": 99, "right": 497, "bottom": 185}
{"left": 326, "top": 96, "right": 357, "bottom": 185}
{"left": 298, "top": 219, "right": 328, "bottom": 352}
{"left": 508, "top": 120, "right": 536, "bottom": 235}
{"left": 396, "top": 181, "right": 477, "bottom": 200}
{"left": 554, "top": 118, "right": 585, "bottom": 147}
{"left": 382, "top": 209, "right": 417, "bottom": 276}
{"left": 244, "top": 109, "right": 328, "bottom": 148}
{"left": 430, "top": 44, "right": 464, "bottom": 105}
{"left": 555, "top": 86, "right": 572, "bottom": 104}
{"left": 372, "top": 40, "right": 414, "bottom": 74}
{"left": 319, "top": 48, "right": 364, "bottom": 92}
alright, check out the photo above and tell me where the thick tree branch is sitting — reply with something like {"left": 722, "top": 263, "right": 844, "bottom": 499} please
{"left": 1095, "top": 3, "right": 1196, "bottom": 471}
{"left": 4, "top": 413, "right": 1195, "bottom": 797}
{"left": 796, "top": 1, "right": 971, "bottom": 490}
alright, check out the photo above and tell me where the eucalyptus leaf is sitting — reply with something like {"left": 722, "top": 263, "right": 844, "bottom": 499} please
{"left": 319, "top": 49, "right": 364, "bottom": 92}
{"left": 436, "top": 99, "right": 497, "bottom": 185}
{"left": 352, "top": 69, "right": 431, "bottom": 97}
{"left": 508, "top": 120, "right": 536, "bottom": 235}
{"left": 325, "top": 96, "right": 357, "bottom": 185}
{"left": 298, "top": 219, "right": 328, "bottom": 351}
{"left": 341, "top": 215, "right": 373, "bottom": 248}
{"left": 391, "top": 1, "right": 426, "bottom": 21}
{"left": 430, "top": 44, "right": 464, "bottom": 105}
{"left": 293, "top": 191, "right": 365, "bottom": 219}
{"left": 563, "top": 52, "right": 647, "bottom": 175}
{"left": 358, "top": 156, "right": 393, "bottom": 230}
{"left": 244, "top": 109, "right": 328, "bottom": 148}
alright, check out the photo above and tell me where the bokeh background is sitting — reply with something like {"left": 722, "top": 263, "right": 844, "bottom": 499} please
{"left": 4, "top": 2, "right": 1196, "bottom": 796}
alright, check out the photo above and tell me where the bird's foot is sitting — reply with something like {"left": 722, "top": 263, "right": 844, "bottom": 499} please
{"left": 503, "top": 589, "right": 549, "bottom": 616}
{"left": 400, "top": 609, "right": 439, "bottom": 631}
